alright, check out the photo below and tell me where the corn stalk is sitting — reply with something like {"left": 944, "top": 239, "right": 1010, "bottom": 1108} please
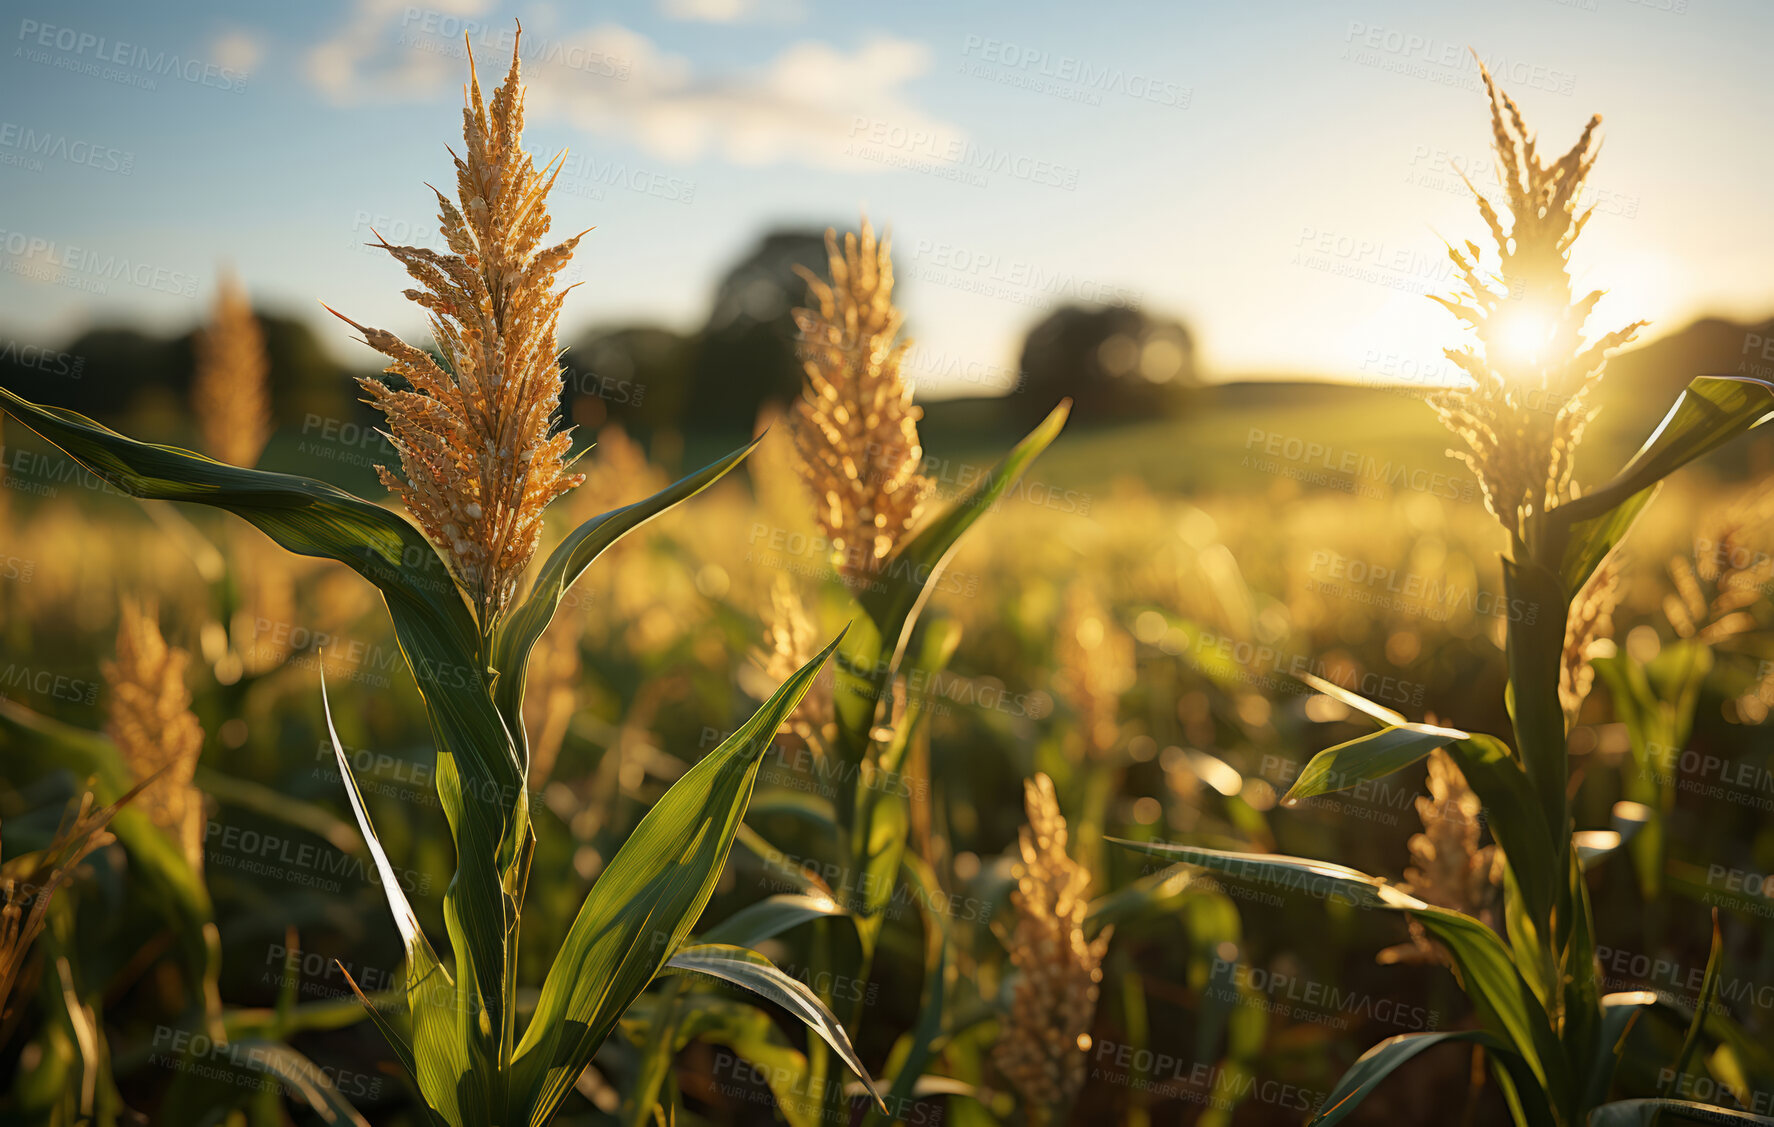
{"left": 0, "top": 387, "right": 884, "bottom": 1125}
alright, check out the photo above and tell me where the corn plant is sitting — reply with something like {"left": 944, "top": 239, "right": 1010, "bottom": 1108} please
{"left": 1116, "top": 67, "right": 1774, "bottom": 1126}
{"left": 616, "top": 219, "right": 1071, "bottom": 1124}
{"left": 0, "top": 33, "right": 880, "bottom": 1127}
{"left": 791, "top": 229, "right": 1070, "bottom": 1125}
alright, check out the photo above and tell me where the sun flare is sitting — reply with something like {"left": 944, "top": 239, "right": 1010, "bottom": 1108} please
{"left": 1492, "top": 302, "right": 1559, "bottom": 369}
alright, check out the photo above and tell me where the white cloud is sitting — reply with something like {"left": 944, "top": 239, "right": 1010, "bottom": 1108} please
{"left": 303, "top": 0, "right": 957, "bottom": 170}
{"left": 209, "top": 28, "right": 266, "bottom": 74}
{"left": 305, "top": 0, "right": 497, "bottom": 105}
{"left": 658, "top": 0, "right": 806, "bottom": 25}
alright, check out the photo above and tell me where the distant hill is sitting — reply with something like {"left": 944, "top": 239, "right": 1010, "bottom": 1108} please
{"left": 928, "top": 311, "right": 1774, "bottom": 423}
{"left": 1599, "top": 313, "right": 1774, "bottom": 436}
{"left": 4, "top": 306, "right": 1770, "bottom": 490}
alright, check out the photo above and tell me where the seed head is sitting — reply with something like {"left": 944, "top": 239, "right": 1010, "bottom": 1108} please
{"left": 1429, "top": 62, "right": 1643, "bottom": 536}
{"left": 994, "top": 773, "right": 1111, "bottom": 1114}
{"left": 790, "top": 218, "right": 932, "bottom": 581}
{"left": 334, "top": 26, "right": 584, "bottom": 626}
{"left": 1380, "top": 749, "right": 1498, "bottom": 966}
{"left": 104, "top": 598, "right": 206, "bottom": 874}
{"left": 1561, "top": 555, "right": 1622, "bottom": 727}
{"left": 1053, "top": 583, "right": 1134, "bottom": 761}
{"left": 193, "top": 272, "right": 271, "bottom": 468}
{"left": 522, "top": 617, "right": 581, "bottom": 786}
{"left": 750, "top": 574, "right": 832, "bottom": 746}
{"left": 1666, "top": 485, "right": 1774, "bottom": 643}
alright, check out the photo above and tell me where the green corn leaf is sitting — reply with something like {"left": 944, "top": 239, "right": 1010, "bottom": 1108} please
{"left": 1446, "top": 735, "right": 1560, "bottom": 935}
{"left": 1295, "top": 670, "right": 1413, "bottom": 727}
{"left": 1410, "top": 907, "right": 1571, "bottom": 1121}
{"left": 226, "top": 1039, "right": 372, "bottom": 1127}
{"left": 1588, "top": 1100, "right": 1774, "bottom": 1125}
{"left": 489, "top": 437, "right": 761, "bottom": 756}
{"left": 1598, "top": 990, "right": 1774, "bottom": 1107}
{"left": 851, "top": 617, "right": 959, "bottom": 944}
{"left": 0, "top": 386, "right": 524, "bottom": 1068}
{"left": 645, "top": 994, "right": 823, "bottom": 1127}
{"left": 857, "top": 400, "right": 1069, "bottom": 670}
{"left": 320, "top": 678, "right": 466, "bottom": 1126}
{"left": 1672, "top": 913, "right": 1725, "bottom": 1090}
{"left": 664, "top": 943, "right": 883, "bottom": 1112}
{"left": 1555, "top": 376, "right": 1774, "bottom": 530}
{"left": 1281, "top": 722, "right": 1469, "bottom": 805}
{"left": 1500, "top": 557, "right": 1572, "bottom": 864}
{"left": 1503, "top": 863, "right": 1552, "bottom": 1009}
{"left": 1592, "top": 642, "right": 1711, "bottom": 901}
{"left": 704, "top": 893, "right": 848, "bottom": 948}
{"left": 1588, "top": 992, "right": 1660, "bottom": 1110}
{"left": 1107, "top": 839, "right": 1569, "bottom": 1117}
{"left": 1560, "top": 483, "right": 1658, "bottom": 594}
{"left": 0, "top": 388, "right": 479, "bottom": 654}
{"left": 621, "top": 893, "right": 850, "bottom": 1126}
{"left": 320, "top": 678, "right": 449, "bottom": 985}
{"left": 513, "top": 631, "right": 846, "bottom": 1126}
{"left": 863, "top": 855, "right": 950, "bottom": 1127}
{"left": 1308, "top": 1031, "right": 1509, "bottom": 1126}
{"left": 335, "top": 965, "right": 422, "bottom": 1099}
{"left": 1563, "top": 847, "right": 1604, "bottom": 1110}
{"left": 735, "top": 824, "right": 841, "bottom": 901}
{"left": 621, "top": 892, "right": 848, "bottom": 1127}
{"left": 1272, "top": 712, "right": 1561, "bottom": 937}
{"left": 1086, "top": 864, "right": 1201, "bottom": 930}
{"left": 746, "top": 789, "right": 843, "bottom": 837}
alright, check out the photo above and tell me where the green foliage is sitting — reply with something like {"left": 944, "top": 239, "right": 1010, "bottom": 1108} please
{"left": 0, "top": 386, "right": 870, "bottom": 1125}
{"left": 1113, "top": 374, "right": 1774, "bottom": 1126}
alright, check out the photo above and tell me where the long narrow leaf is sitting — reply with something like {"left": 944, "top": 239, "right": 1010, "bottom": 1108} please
{"left": 1672, "top": 913, "right": 1725, "bottom": 1089}
{"left": 1560, "top": 484, "right": 1658, "bottom": 594}
{"left": 865, "top": 854, "right": 950, "bottom": 1127}
{"left": 1588, "top": 1101, "right": 1774, "bottom": 1125}
{"left": 704, "top": 893, "right": 848, "bottom": 949}
{"left": 665, "top": 943, "right": 884, "bottom": 1111}
{"left": 1282, "top": 722, "right": 1469, "bottom": 804}
{"left": 0, "top": 386, "right": 524, "bottom": 1061}
{"left": 513, "top": 631, "right": 846, "bottom": 1126}
{"left": 1555, "top": 376, "right": 1774, "bottom": 526}
{"left": 857, "top": 401, "right": 1069, "bottom": 668}
{"left": 0, "top": 388, "right": 477, "bottom": 651}
{"left": 320, "top": 678, "right": 444, "bottom": 978}
{"left": 490, "top": 437, "right": 761, "bottom": 752}
{"left": 320, "top": 677, "right": 465, "bottom": 1125}
{"left": 1295, "top": 671, "right": 1411, "bottom": 727}
{"left": 1108, "top": 838, "right": 1568, "bottom": 1116}
{"left": 1447, "top": 735, "right": 1560, "bottom": 932}
{"left": 1309, "top": 1031, "right": 1506, "bottom": 1126}
{"left": 228, "top": 1039, "right": 372, "bottom": 1127}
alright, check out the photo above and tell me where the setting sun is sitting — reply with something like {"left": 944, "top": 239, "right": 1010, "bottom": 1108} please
{"left": 1493, "top": 302, "right": 1559, "bottom": 369}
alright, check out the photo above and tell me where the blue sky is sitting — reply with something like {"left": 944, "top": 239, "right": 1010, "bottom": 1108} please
{"left": 2, "top": 0, "right": 1770, "bottom": 395}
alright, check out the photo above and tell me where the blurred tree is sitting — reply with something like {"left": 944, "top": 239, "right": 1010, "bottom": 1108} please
{"left": 685, "top": 229, "right": 830, "bottom": 437}
{"left": 0, "top": 326, "right": 185, "bottom": 426}
{"left": 560, "top": 324, "right": 693, "bottom": 437}
{"left": 255, "top": 311, "right": 354, "bottom": 428}
{"left": 0, "top": 312, "right": 352, "bottom": 440}
{"left": 1013, "top": 303, "right": 1198, "bottom": 425}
